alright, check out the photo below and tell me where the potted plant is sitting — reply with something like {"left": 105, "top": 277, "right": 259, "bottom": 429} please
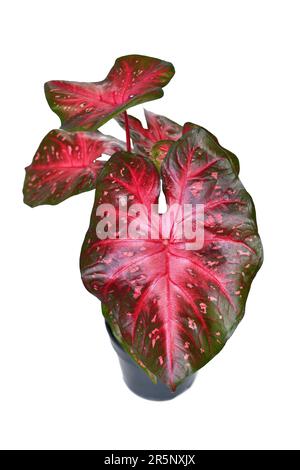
{"left": 23, "top": 54, "right": 263, "bottom": 400}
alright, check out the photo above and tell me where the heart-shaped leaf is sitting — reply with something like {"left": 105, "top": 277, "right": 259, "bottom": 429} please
{"left": 80, "top": 128, "right": 263, "bottom": 389}
{"left": 23, "top": 129, "right": 125, "bottom": 207}
{"left": 45, "top": 55, "right": 175, "bottom": 131}
{"left": 116, "top": 109, "right": 182, "bottom": 159}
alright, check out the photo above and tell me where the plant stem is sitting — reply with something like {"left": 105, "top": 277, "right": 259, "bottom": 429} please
{"left": 123, "top": 111, "right": 131, "bottom": 152}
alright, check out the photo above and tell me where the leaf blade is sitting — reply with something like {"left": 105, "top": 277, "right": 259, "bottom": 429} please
{"left": 45, "top": 55, "right": 175, "bottom": 131}
{"left": 23, "top": 129, "right": 125, "bottom": 207}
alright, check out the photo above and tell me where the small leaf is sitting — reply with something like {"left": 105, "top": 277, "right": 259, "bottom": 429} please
{"left": 183, "top": 122, "right": 240, "bottom": 175}
{"left": 45, "top": 55, "right": 175, "bottom": 131}
{"left": 116, "top": 109, "right": 182, "bottom": 159}
{"left": 23, "top": 129, "right": 125, "bottom": 207}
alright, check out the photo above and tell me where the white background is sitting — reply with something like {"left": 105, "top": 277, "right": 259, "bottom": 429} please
{"left": 0, "top": 0, "right": 299, "bottom": 450}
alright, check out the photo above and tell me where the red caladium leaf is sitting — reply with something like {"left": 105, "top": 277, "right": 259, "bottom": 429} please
{"left": 45, "top": 55, "right": 175, "bottom": 131}
{"left": 116, "top": 109, "right": 182, "bottom": 160}
{"left": 80, "top": 128, "right": 263, "bottom": 389}
{"left": 23, "top": 129, "right": 125, "bottom": 207}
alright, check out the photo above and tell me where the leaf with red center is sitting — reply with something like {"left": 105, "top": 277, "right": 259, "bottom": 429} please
{"left": 116, "top": 109, "right": 182, "bottom": 160}
{"left": 45, "top": 55, "right": 175, "bottom": 131}
{"left": 80, "top": 128, "right": 263, "bottom": 389}
{"left": 23, "top": 129, "right": 125, "bottom": 207}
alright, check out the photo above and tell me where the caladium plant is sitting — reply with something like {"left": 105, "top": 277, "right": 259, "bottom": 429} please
{"left": 23, "top": 54, "right": 263, "bottom": 392}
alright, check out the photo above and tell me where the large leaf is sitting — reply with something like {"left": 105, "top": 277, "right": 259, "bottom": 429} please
{"left": 116, "top": 109, "right": 182, "bottom": 161}
{"left": 23, "top": 129, "right": 125, "bottom": 207}
{"left": 80, "top": 128, "right": 263, "bottom": 389}
{"left": 45, "top": 55, "right": 175, "bottom": 131}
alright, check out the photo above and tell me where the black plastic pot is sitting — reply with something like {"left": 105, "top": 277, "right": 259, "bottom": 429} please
{"left": 105, "top": 322, "right": 196, "bottom": 401}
